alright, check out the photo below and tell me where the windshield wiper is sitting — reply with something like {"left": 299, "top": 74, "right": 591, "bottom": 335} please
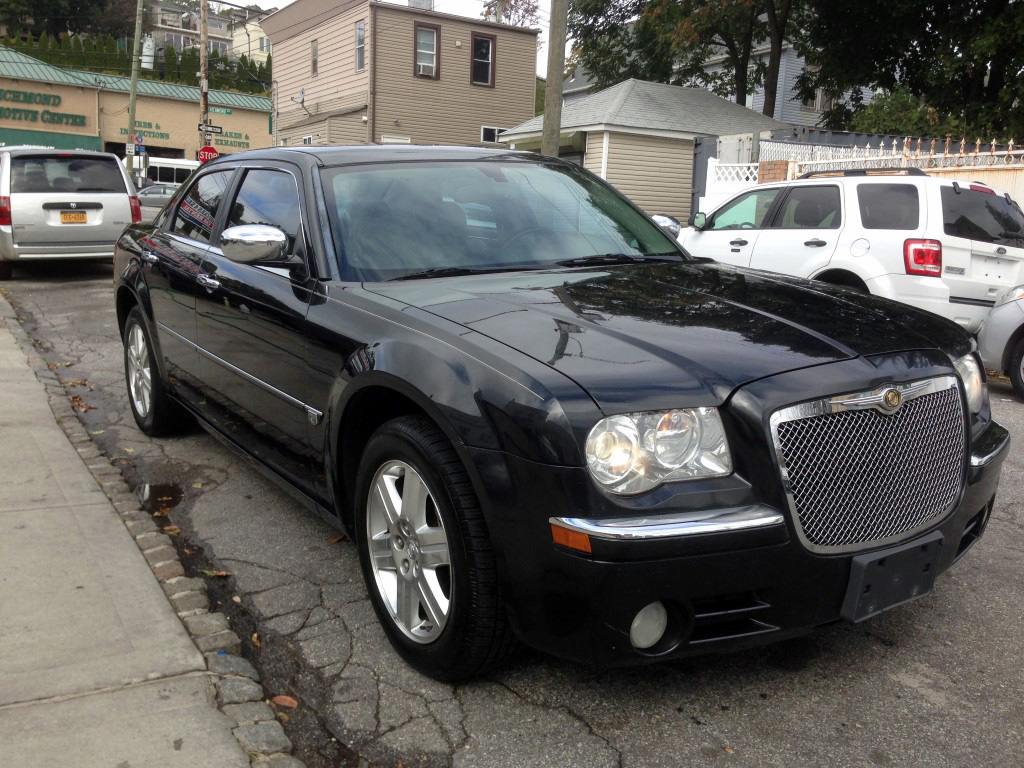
{"left": 391, "top": 265, "right": 543, "bottom": 281}
{"left": 556, "top": 253, "right": 681, "bottom": 267}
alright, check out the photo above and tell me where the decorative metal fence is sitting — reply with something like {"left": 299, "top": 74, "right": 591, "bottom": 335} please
{"left": 793, "top": 137, "right": 1024, "bottom": 175}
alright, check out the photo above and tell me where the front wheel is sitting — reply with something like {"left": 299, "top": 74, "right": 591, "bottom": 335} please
{"left": 355, "top": 416, "right": 515, "bottom": 681}
{"left": 123, "top": 305, "right": 190, "bottom": 435}
{"left": 1009, "top": 337, "right": 1024, "bottom": 400}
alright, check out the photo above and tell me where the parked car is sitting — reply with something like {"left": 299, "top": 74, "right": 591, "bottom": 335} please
{"left": 978, "top": 284, "right": 1024, "bottom": 398}
{"left": 680, "top": 169, "right": 1024, "bottom": 333}
{"left": 136, "top": 183, "right": 180, "bottom": 209}
{"left": 113, "top": 147, "right": 1009, "bottom": 681}
{"left": 0, "top": 147, "right": 141, "bottom": 280}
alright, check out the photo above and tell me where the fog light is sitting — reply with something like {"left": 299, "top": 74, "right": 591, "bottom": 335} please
{"left": 629, "top": 601, "right": 668, "bottom": 650}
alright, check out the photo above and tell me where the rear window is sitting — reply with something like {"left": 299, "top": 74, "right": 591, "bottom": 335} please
{"left": 11, "top": 155, "right": 126, "bottom": 194}
{"left": 941, "top": 185, "right": 1024, "bottom": 247}
{"left": 857, "top": 183, "right": 920, "bottom": 230}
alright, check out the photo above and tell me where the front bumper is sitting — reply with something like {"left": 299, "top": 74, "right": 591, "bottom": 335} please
{"left": 469, "top": 417, "right": 1009, "bottom": 666}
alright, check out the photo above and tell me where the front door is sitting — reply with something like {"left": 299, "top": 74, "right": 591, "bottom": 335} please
{"left": 192, "top": 166, "right": 319, "bottom": 496}
{"left": 682, "top": 186, "right": 783, "bottom": 267}
{"left": 750, "top": 184, "right": 843, "bottom": 277}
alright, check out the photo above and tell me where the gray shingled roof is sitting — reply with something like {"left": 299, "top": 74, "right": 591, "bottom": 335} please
{"left": 506, "top": 78, "right": 788, "bottom": 137}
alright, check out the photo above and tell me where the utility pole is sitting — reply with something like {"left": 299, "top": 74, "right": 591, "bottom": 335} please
{"left": 541, "top": 0, "right": 568, "bottom": 157}
{"left": 199, "top": 0, "right": 210, "bottom": 151}
{"left": 126, "top": 0, "right": 145, "bottom": 183}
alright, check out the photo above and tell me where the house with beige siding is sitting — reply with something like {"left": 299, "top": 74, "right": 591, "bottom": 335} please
{"left": 502, "top": 79, "right": 785, "bottom": 222}
{"left": 261, "top": 0, "right": 538, "bottom": 148}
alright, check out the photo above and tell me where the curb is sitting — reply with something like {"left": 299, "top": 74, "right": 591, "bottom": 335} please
{"left": 1, "top": 299, "right": 307, "bottom": 768}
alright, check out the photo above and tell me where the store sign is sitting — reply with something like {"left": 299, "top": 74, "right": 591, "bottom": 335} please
{"left": 0, "top": 89, "right": 87, "bottom": 127}
{"left": 215, "top": 131, "right": 251, "bottom": 149}
{"left": 119, "top": 120, "right": 170, "bottom": 140}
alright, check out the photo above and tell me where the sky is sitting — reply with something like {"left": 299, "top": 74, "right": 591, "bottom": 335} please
{"left": 270, "top": 0, "right": 555, "bottom": 76}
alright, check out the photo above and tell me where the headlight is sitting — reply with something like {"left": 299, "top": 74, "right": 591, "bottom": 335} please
{"left": 953, "top": 353, "right": 986, "bottom": 414}
{"left": 585, "top": 408, "right": 732, "bottom": 494}
{"left": 995, "top": 284, "right": 1024, "bottom": 306}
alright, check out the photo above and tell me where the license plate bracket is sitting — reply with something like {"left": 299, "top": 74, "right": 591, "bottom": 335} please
{"left": 840, "top": 531, "right": 943, "bottom": 623}
{"left": 60, "top": 211, "right": 87, "bottom": 224}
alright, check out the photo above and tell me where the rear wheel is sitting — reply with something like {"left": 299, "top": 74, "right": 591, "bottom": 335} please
{"left": 355, "top": 416, "right": 515, "bottom": 681}
{"left": 123, "top": 305, "right": 189, "bottom": 435}
{"left": 1009, "top": 338, "right": 1024, "bottom": 400}
{"left": 0, "top": 262, "right": 11, "bottom": 281}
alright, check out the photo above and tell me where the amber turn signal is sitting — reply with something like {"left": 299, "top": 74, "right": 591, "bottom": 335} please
{"left": 550, "top": 522, "right": 592, "bottom": 553}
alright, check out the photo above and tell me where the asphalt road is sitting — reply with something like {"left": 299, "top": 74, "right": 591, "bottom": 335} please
{"left": 4, "top": 260, "right": 1023, "bottom": 768}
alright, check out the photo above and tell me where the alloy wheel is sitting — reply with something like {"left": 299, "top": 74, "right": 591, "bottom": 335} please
{"left": 126, "top": 324, "right": 152, "bottom": 418}
{"left": 366, "top": 460, "right": 452, "bottom": 643}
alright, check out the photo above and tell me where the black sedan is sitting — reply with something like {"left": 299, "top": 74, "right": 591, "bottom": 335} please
{"left": 113, "top": 147, "right": 1009, "bottom": 681}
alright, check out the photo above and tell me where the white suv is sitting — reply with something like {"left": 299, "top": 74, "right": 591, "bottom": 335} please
{"left": 679, "top": 169, "right": 1024, "bottom": 333}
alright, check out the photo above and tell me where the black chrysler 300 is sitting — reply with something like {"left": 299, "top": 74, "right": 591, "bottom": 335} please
{"left": 113, "top": 147, "right": 1009, "bottom": 681}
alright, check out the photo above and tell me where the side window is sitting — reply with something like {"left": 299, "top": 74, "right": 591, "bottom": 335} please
{"left": 941, "top": 186, "right": 1024, "bottom": 247}
{"left": 172, "top": 171, "right": 231, "bottom": 244}
{"left": 775, "top": 185, "right": 841, "bottom": 229}
{"left": 224, "top": 169, "right": 303, "bottom": 260}
{"left": 857, "top": 183, "right": 920, "bottom": 230}
{"left": 710, "top": 188, "right": 781, "bottom": 230}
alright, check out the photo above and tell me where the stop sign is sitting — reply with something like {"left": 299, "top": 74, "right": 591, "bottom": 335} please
{"left": 198, "top": 146, "right": 220, "bottom": 163}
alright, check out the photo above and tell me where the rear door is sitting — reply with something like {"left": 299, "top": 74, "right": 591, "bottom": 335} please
{"left": 749, "top": 184, "right": 843, "bottom": 277}
{"left": 681, "top": 186, "right": 783, "bottom": 266}
{"left": 9, "top": 154, "right": 131, "bottom": 246}
{"left": 938, "top": 183, "right": 1024, "bottom": 307}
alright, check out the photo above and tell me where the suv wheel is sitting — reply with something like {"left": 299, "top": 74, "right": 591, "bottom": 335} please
{"left": 122, "top": 305, "right": 190, "bottom": 435}
{"left": 355, "top": 416, "right": 515, "bottom": 681}
{"left": 0, "top": 262, "right": 11, "bottom": 281}
{"left": 1010, "top": 337, "right": 1024, "bottom": 400}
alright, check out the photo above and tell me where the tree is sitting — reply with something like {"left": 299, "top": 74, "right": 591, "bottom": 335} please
{"left": 761, "top": 0, "right": 798, "bottom": 118}
{"left": 0, "top": 0, "right": 106, "bottom": 38}
{"left": 482, "top": 0, "right": 541, "bottom": 27}
{"left": 847, "top": 86, "right": 971, "bottom": 138}
{"left": 796, "top": 0, "right": 1024, "bottom": 137}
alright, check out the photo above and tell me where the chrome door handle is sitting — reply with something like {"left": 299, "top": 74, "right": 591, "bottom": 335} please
{"left": 197, "top": 274, "right": 220, "bottom": 290}
{"left": 729, "top": 239, "right": 748, "bottom": 246}
{"left": 804, "top": 238, "right": 827, "bottom": 247}
{"left": 141, "top": 251, "right": 158, "bottom": 264}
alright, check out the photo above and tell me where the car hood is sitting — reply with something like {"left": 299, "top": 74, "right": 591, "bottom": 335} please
{"left": 365, "top": 261, "right": 970, "bottom": 412}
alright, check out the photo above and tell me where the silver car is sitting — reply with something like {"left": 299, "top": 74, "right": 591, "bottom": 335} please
{"left": 136, "top": 182, "right": 180, "bottom": 209}
{"left": 978, "top": 285, "right": 1024, "bottom": 398}
{"left": 0, "top": 147, "right": 140, "bottom": 280}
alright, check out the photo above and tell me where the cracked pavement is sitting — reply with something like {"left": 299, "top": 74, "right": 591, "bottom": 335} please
{"left": 4, "top": 261, "right": 1024, "bottom": 767}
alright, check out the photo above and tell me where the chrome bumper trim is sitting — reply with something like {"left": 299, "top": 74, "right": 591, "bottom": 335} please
{"left": 970, "top": 421, "right": 1010, "bottom": 468}
{"left": 551, "top": 504, "right": 784, "bottom": 541}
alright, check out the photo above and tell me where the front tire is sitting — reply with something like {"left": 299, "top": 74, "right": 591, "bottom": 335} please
{"left": 1009, "top": 337, "right": 1024, "bottom": 400}
{"left": 122, "top": 305, "right": 189, "bottom": 435}
{"left": 355, "top": 416, "right": 515, "bottom": 681}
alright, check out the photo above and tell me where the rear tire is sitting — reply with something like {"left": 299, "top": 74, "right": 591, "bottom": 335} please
{"left": 355, "top": 415, "right": 516, "bottom": 681}
{"left": 122, "top": 305, "right": 190, "bottom": 436}
{"left": 1009, "top": 338, "right": 1024, "bottom": 401}
{"left": 0, "top": 262, "right": 12, "bottom": 281}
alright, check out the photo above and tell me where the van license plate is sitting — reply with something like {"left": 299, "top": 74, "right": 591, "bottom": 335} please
{"left": 60, "top": 211, "right": 87, "bottom": 224}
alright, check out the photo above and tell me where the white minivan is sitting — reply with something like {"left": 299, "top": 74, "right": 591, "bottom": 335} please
{"left": 680, "top": 169, "right": 1024, "bottom": 333}
{"left": 0, "top": 147, "right": 141, "bottom": 280}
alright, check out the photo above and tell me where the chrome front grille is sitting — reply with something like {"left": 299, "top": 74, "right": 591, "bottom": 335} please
{"left": 770, "top": 376, "right": 966, "bottom": 552}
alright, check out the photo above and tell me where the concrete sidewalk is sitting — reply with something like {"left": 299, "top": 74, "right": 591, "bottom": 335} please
{"left": 0, "top": 298, "right": 250, "bottom": 767}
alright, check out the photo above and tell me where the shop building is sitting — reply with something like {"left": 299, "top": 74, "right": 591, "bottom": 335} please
{"left": 0, "top": 47, "right": 271, "bottom": 160}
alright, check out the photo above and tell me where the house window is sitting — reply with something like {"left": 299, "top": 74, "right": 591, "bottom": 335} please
{"left": 480, "top": 126, "right": 506, "bottom": 144}
{"left": 302, "top": 135, "right": 313, "bottom": 145}
{"left": 259, "top": 37, "right": 265, "bottom": 52}
{"left": 311, "top": 39, "right": 318, "bottom": 76}
{"left": 471, "top": 33, "right": 495, "bottom": 86}
{"left": 414, "top": 24, "right": 438, "bottom": 78}
{"left": 355, "top": 20, "right": 365, "bottom": 72}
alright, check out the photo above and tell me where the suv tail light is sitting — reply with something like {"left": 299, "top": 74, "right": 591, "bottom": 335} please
{"left": 0, "top": 196, "right": 10, "bottom": 227}
{"left": 904, "top": 239, "right": 942, "bottom": 277}
{"left": 130, "top": 195, "right": 142, "bottom": 224}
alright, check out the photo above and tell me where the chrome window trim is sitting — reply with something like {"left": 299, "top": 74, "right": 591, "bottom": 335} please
{"left": 551, "top": 504, "right": 784, "bottom": 541}
{"left": 769, "top": 375, "right": 966, "bottom": 554}
{"left": 157, "top": 322, "right": 322, "bottom": 419}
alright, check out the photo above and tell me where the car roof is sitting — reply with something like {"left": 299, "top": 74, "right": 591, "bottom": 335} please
{"left": 761, "top": 172, "right": 1008, "bottom": 195}
{"left": 1, "top": 147, "right": 121, "bottom": 160}
{"left": 202, "top": 145, "right": 544, "bottom": 169}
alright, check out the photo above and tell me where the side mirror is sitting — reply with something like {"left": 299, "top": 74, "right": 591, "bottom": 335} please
{"left": 651, "top": 214, "right": 681, "bottom": 238}
{"left": 220, "top": 224, "right": 288, "bottom": 263}
{"left": 689, "top": 211, "right": 707, "bottom": 230}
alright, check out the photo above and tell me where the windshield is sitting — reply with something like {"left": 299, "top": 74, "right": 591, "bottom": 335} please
{"left": 11, "top": 155, "right": 127, "bottom": 194}
{"left": 320, "top": 158, "right": 682, "bottom": 280}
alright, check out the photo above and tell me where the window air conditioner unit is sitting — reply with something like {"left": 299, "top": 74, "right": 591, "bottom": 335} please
{"left": 416, "top": 63, "right": 435, "bottom": 77}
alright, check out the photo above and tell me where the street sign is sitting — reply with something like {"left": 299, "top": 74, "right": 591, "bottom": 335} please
{"left": 197, "top": 124, "right": 224, "bottom": 135}
{"left": 137, "top": 145, "right": 146, "bottom": 154}
{"left": 125, "top": 142, "right": 135, "bottom": 156}
{"left": 198, "top": 146, "right": 220, "bottom": 163}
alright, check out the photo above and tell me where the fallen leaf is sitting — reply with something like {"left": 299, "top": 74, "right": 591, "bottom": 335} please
{"left": 183, "top": 547, "right": 193, "bottom": 555}
{"left": 69, "top": 395, "right": 96, "bottom": 412}
{"left": 153, "top": 507, "right": 170, "bottom": 517}
{"left": 89, "top": 430, "right": 105, "bottom": 436}
{"left": 162, "top": 525, "right": 181, "bottom": 535}
{"left": 64, "top": 379, "right": 94, "bottom": 390}
{"left": 231, "top": 595, "right": 241, "bottom": 603}
{"left": 47, "top": 361, "right": 74, "bottom": 369}
{"left": 328, "top": 534, "right": 349, "bottom": 544}
{"left": 191, "top": 482, "right": 203, "bottom": 489}
{"left": 202, "top": 569, "right": 231, "bottom": 578}
{"left": 251, "top": 632, "right": 261, "bottom": 648}
{"left": 275, "top": 712, "right": 290, "bottom": 724}
{"left": 723, "top": 747, "right": 735, "bottom": 754}
{"left": 271, "top": 695, "right": 298, "bottom": 709}
{"left": 124, "top": 448, "right": 135, "bottom": 453}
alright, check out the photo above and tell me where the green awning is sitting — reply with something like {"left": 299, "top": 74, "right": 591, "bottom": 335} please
{"left": 0, "top": 127, "right": 103, "bottom": 150}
